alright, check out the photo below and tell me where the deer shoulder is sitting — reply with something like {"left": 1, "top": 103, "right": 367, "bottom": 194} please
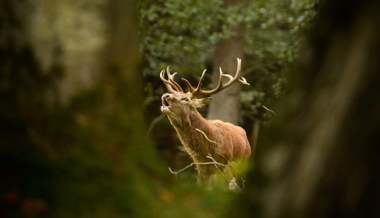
{"left": 209, "top": 120, "right": 251, "bottom": 161}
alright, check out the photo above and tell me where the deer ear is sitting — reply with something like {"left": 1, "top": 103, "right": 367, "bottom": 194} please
{"left": 201, "top": 97, "right": 212, "bottom": 105}
{"left": 194, "top": 97, "right": 212, "bottom": 108}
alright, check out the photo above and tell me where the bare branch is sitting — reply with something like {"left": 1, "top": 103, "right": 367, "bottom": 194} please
{"left": 195, "top": 128, "right": 217, "bottom": 145}
{"left": 168, "top": 159, "right": 226, "bottom": 175}
{"left": 262, "top": 105, "right": 276, "bottom": 115}
{"left": 206, "top": 154, "right": 226, "bottom": 171}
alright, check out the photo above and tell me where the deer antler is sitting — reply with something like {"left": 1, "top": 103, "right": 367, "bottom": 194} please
{"left": 181, "top": 69, "right": 207, "bottom": 93}
{"left": 160, "top": 67, "right": 183, "bottom": 93}
{"left": 182, "top": 58, "right": 243, "bottom": 98}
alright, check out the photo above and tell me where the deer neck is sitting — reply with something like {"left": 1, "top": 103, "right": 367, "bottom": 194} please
{"left": 168, "top": 109, "right": 217, "bottom": 179}
{"left": 168, "top": 109, "right": 211, "bottom": 158}
{"left": 169, "top": 109, "right": 207, "bottom": 135}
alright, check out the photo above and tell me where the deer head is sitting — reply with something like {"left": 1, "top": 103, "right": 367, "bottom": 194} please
{"left": 160, "top": 58, "right": 245, "bottom": 124}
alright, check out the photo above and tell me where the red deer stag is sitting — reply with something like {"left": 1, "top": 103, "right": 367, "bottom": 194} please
{"left": 160, "top": 58, "right": 251, "bottom": 182}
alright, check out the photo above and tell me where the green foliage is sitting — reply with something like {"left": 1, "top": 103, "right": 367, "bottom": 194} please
{"left": 241, "top": 0, "right": 317, "bottom": 120}
{"left": 245, "top": 0, "right": 317, "bottom": 61}
{"left": 140, "top": 0, "right": 317, "bottom": 122}
{"left": 140, "top": 0, "right": 245, "bottom": 75}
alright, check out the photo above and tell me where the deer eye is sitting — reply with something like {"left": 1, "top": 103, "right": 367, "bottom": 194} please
{"left": 181, "top": 97, "right": 190, "bottom": 102}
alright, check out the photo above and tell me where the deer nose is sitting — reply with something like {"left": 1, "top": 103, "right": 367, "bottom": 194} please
{"left": 162, "top": 93, "right": 172, "bottom": 106}
{"left": 162, "top": 93, "right": 172, "bottom": 100}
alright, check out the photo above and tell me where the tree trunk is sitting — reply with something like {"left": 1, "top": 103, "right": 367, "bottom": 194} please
{"left": 250, "top": 121, "right": 260, "bottom": 156}
{"left": 207, "top": 1, "right": 245, "bottom": 124}
{"left": 29, "top": 0, "right": 106, "bottom": 103}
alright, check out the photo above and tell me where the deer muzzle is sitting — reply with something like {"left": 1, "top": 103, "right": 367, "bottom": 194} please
{"left": 161, "top": 93, "right": 173, "bottom": 113}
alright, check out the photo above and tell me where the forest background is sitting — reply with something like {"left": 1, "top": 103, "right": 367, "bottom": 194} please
{"left": 0, "top": 0, "right": 379, "bottom": 217}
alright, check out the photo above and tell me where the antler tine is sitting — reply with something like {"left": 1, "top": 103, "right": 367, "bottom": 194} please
{"left": 195, "top": 69, "right": 207, "bottom": 91}
{"left": 219, "top": 57, "right": 241, "bottom": 88}
{"left": 192, "top": 58, "right": 242, "bottom": 98}
{"left": 160, "top": 68, "right": 180, "bottom": 93}
{"left": 171, "top": 72, "right": 184, "bottom": 92}
{"left": 180, "top": 68, "right": 207, "bottom": 93}
{"left": 165, "top": 67, "right": 184, "bottom": 92}
{"left": 181, "top": 78, "right": 196, "bottom": 92}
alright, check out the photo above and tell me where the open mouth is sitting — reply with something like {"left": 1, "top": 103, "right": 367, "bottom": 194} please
{"left": 162, "top": 96, "right": 170, "bottom": 107}
{"left": 161, "top": 94, "right": 171, "bottom": 113}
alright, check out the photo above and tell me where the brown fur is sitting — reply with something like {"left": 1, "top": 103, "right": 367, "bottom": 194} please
{"left": 162, "top": 95, "right": 251, "bottom": 180}
{"left": 160, "top": 59, "right": 251, "bottom": 181}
